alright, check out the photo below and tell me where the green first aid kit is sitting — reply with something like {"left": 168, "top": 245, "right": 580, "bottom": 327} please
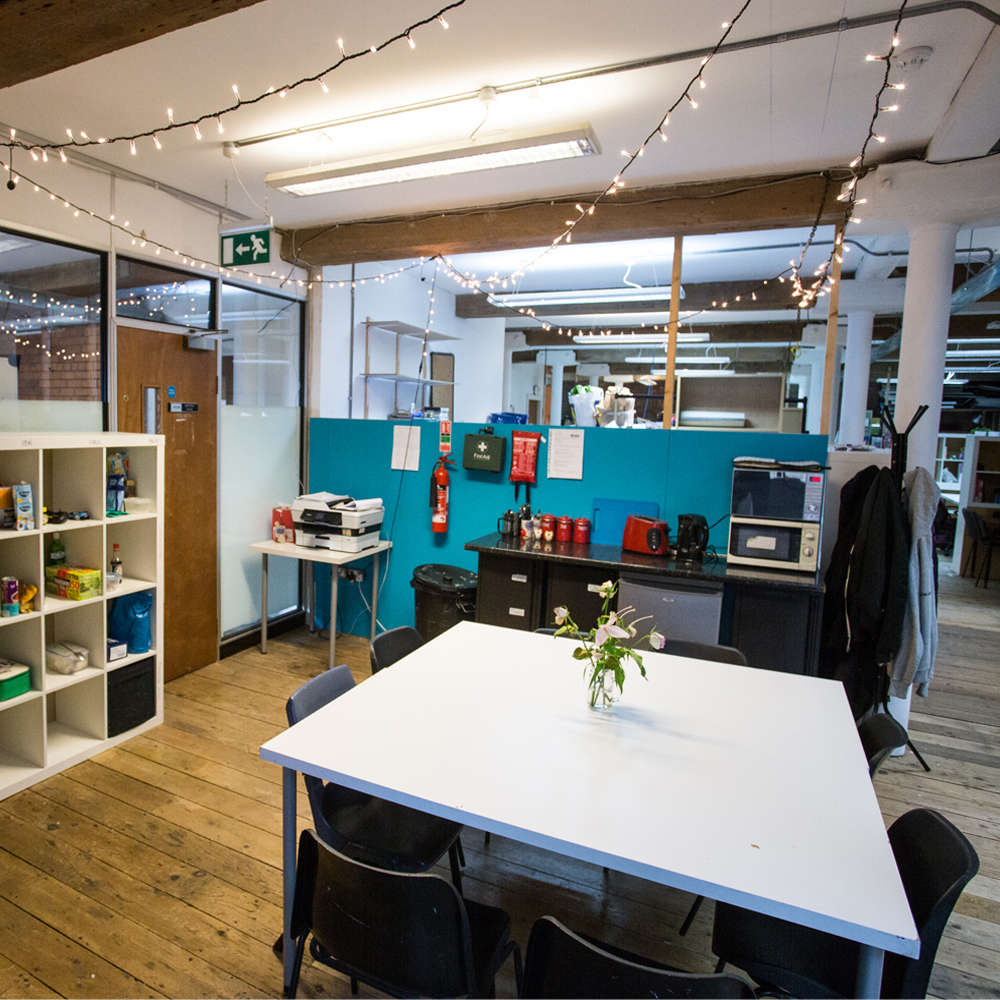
{"left": 462, "top": 427, "right": 506, "bottom": 473}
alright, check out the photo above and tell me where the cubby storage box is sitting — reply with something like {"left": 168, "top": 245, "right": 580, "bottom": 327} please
{"left": 0, "top": 432, "right": 164, "bottom": 801}
{"left": 107, "top": 657, "right": 156, "bottom": 737}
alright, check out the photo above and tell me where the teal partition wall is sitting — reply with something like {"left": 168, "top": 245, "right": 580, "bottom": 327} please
{"left": 309, "top": 419, "right": 828, "bottom": 636}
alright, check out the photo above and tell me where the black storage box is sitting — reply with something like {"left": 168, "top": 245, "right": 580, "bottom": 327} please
{"left": 411, "top": 564, "right": 477, "bottom": 641}
{"left": 107, "top": 657, "right": 156, "bottom": 737}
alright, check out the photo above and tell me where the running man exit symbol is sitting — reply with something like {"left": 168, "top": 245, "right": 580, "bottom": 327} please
{"left": 221, "top": 228, "right": 270, "bottom": 266}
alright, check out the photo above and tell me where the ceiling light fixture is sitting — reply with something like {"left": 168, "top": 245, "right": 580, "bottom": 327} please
{"left": 572, "top": 332, "right": 706, "bottom": 344}
{"left": 495, "top": 286, "right": 684, "bottom": 308}
{"left": 625, "top": 355, "right": 730, "bottom": 364}
{"left": 265, "top": 123, "right": 599, "bottom": 196}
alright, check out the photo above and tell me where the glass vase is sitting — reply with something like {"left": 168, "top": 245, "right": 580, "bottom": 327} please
{"left": 587, "top": 666, "right": 620, "bottom": 711}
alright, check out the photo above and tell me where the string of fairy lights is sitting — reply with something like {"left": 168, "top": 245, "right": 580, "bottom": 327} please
{"left": 1, "top": 0, "right": 912, "bottom": 356}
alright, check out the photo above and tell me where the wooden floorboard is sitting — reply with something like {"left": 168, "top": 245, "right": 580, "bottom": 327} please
{"left": 0, "top": 573, "right": 995, "bottom": 998}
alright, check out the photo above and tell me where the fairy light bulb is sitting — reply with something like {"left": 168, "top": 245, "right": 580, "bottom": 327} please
{"left": 699, "top": 74, "right": 706, "bottom": 88}
{"left": 59, "top": 149, "right": 67, "bottom": 163}
{"left": 866, "top": 54, "right": 881, "bottom": 61}
{"left": 167, "top": 108, "right": 174, "bottom": 124}
{"left": 217, "top": 117, "right": 224, "bottom": 133}
{"left": 880, "top": 104, "right": 899, "bottom": 112}
{"left": 874, "top": 134, "right": 887, "bottom": 143}
{"left": 319, "top": 78, "right": 329, "bottom": 93}
{"left": 193, "top": 124, "right": 202, "bottom": 140}
{"left": 153, "top": 134, "right": 162, "bottom": 150}
{"left": 129, "top": 140, "right": 136, "bottom": 155}
{"left": 29, "top": 149, "right": 38, "bottom": 161}
{"left": 892, "top": 35, "right": 900, "bottom": 46}
{"left": 437, "top": 14, "right": 449, "bottom": 27}
{"left": 337, "top": 38, "right": 345, "bottom": 56}
{"left": 686, "top": 94, "right": 698, "bottom": 108}
{"left": 79, "top": 131, "right": 89, "bottom": 140}
{"left": 41, "top": 149, "right": 47, "bottom": 162}
{"left": 370, "top": 44, "right": 377, "bottom": 52}
{"left": 406, "top": 32, "right": 415, "bottom": 48}
{"left": 232, "top": 84, "right": 240, "bottom": 101}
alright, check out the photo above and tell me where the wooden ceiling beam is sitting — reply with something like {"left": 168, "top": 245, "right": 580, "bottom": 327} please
{"left": 282, "top": 172, "right": 844, "bottom": 267}
{"left": 0, "top": 0, "right": 271, "bottom": 88}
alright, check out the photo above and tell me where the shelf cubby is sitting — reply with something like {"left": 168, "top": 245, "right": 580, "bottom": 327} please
{"left": 0, "top": 432, "right": 163, "bottom": 801}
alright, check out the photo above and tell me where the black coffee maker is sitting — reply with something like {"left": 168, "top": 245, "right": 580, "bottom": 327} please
{"left": 675, "top": 514, "right": 709, "bottom": 563}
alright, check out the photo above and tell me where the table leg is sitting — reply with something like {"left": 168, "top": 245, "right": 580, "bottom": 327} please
{"left": 329, "top": 567, "right": 338, "bottom": 671}
{"left": 856, "top": 944, "right": 884, "bottom": 999}
{"left": 305, "top": 562, "right": 314, "bottom": 633}
{"left": 282, "top": 765, "right": 297, "bottom": 994}
{"left": 370, "top": 549, "right": 380, "bottom": 642}
{"left": 260, "top": 553, "right": 269, "bottom": 654}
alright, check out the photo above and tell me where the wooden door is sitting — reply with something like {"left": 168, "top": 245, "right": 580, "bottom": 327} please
{"left": 117, "top": 326, "right": 218, "bottom": 680}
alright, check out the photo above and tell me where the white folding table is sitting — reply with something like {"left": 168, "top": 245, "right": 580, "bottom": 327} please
{"left": 261, "top": 621, "right": 918, "bottom": 998}
{"left": 249, "top": 539, "right": 391, "bottom": 671}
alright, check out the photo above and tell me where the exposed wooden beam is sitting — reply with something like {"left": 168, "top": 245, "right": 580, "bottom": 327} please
{"left": 663, "top": 237, "right": 683, "bottom": 429}
{"left": 457, "top": 278, "right": 809, "bottom": 319}
{"left": 283, "top": 172, "right": 844, "bottom": 267}
{"left": 819, "top": 227, "right": 844, "bottom": 437}
{"left": 0, "top": 0, "right": 272, "bottom": 88}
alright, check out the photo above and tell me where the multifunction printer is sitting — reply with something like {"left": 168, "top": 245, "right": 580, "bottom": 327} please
{"left": 290, "top": 493, "right": 385, "bottom": 553}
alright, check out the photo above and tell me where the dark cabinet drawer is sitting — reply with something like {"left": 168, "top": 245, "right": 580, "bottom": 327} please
{"left": 544, "top": 563, "right": 617, "bottom": 633}
{"left": 475, "top": 555, "right": 542, "bottom": 630}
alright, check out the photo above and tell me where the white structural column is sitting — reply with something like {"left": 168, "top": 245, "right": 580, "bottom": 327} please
{"left": 542, "top": 349, "right": 576, "bottom": 426}
{"left": 894, "top": 223, "right": 959, "bottom": 473}
{"left": 839, "top": 310, "right": 875, "bottom": 445}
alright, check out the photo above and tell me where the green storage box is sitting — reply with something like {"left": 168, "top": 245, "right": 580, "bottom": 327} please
{"left": 0, "top": 661, "right": 30, "bottom": 701}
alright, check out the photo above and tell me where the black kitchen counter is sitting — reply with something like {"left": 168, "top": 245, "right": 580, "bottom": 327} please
{"left": 465, "top": 532, "right": 824, "bottom": 594}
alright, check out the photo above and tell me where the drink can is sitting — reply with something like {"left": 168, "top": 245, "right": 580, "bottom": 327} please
{"left": 1, "top": 576, "right": 19, "bottom": 616}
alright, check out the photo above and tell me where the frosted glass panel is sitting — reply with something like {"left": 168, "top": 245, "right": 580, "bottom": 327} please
{"left": 0, "top": 401, "right": 102, "bottom": 432}
{"left": 220, "top": 406, "right": 301, "bottom": 635}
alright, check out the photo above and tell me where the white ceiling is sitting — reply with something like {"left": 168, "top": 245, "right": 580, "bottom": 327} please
{"left": 2, "top": 0, "right": 1000, "bottom": 299}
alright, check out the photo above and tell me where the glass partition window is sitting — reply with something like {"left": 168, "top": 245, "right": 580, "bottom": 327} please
{"left": 219, "top": 282, "right": 303, "bottom": 637}
{"left": 0, "top": 228, "right": 104, "bottom": 431}
{"left": 116, "top": 256, "right": 214, "bottom": 329}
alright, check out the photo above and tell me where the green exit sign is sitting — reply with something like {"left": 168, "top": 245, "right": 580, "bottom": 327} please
{"left": 221, "top": 228, "right": 270, "bottom": 266}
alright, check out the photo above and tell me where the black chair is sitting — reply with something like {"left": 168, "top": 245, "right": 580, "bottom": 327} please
{"left": 370, "top": 624, "right": 425, "bottom": 673}
{"left": 712, "top": 808, "right": 979, "bottom": 999}
{"left": 961, "top": 507, "right": 999, "bottom": 588}
{"left": 288, "top": 828, "right": 521, "bottom": 999}
{"left": 522, "top": 915, "right": 756, "bottom": 999}
{"left": 286, "top": 665, "right": 464, "bottom": 889}
{"left": 659, "top": 638, "right": 750, "bottom": 666}
{"left": 858, "top": 711, "right": 909, "bottom": 778}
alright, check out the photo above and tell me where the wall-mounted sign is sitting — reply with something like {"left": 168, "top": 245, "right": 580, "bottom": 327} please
{"left": 168, "top": 402, "right": 198, "bottom": 413}
{"left": 167, "top": 385, "right": 176, "bottom": 398}
{"left": 221, "top": 228, "right": 270, "bottom": 266}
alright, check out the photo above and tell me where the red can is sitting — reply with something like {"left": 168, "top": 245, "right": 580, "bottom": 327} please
{"left": 556, "top": 516, "right": 573, "bottom": 542}
{"left": 573, "top": 517, "right": 591, "bottom": 544}
{"left": 540, "top": 513, "right": 556, "bottom": 541}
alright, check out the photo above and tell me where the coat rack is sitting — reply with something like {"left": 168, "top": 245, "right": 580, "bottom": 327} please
{"left": 875, "top": 401, "right": 933, "bottom": 772}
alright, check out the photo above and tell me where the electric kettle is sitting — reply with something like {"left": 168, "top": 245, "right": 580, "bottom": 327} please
{"left": 675, "top": 513, "right": 709, "bottom": 563}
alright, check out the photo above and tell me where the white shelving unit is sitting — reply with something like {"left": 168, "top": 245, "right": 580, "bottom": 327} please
{"left": 950, "top": 433, "right": 1000, "bottom": 577}
{"left": 362, "top": 318, "right": 457, "bottom": 418}
{"left": 935, "top": 433, "right": 966, "bottom": 506}
{"left": 0, "top": 432, "right": 164, "bottom": 801}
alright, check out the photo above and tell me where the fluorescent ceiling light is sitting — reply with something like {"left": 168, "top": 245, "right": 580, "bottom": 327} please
{"left": 265, "top": 122, "right": 599, "bottom": 196}
{"left": 573, "top": 332, "right": 707, "bottom": 344}
{"left": 627, "top": 356, "right": 730, "bottom": 364}
{"left": 945, "top": 349, "right": 1000, "bottom": 358}
{"left": 496, "top": 285, "right": 683, "bottom": 308}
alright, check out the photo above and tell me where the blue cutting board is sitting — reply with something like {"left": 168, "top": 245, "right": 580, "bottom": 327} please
{"left": 591, "top": 497, "right": 659, "bottom": 545}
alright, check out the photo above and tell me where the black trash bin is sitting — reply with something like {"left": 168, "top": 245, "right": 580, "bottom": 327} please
{"left": 410, "top": 564, "right": 477, "bottom": 640}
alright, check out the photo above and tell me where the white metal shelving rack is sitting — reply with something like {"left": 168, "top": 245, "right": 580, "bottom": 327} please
{"left": 362, "top": 318, "right": 457, "bottom": 418}
{"left": 0, "top": 432, "right": 164, "bottom": 801}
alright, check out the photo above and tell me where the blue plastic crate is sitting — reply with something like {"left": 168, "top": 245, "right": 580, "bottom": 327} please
{"left": 487, "top": 412, "right": 528, "bottom": 424}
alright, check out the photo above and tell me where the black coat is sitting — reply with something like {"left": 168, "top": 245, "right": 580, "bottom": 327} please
{"left": 820, "top": 466, "right": 909, "bottom": 716}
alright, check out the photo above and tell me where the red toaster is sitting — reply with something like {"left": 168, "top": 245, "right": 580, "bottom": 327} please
{"left": 622, "top": 515, "right": 671, "bottom": 556}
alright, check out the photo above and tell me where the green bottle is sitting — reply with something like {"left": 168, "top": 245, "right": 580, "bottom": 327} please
{"left": 47, "top": 532, "right": 66, "bottom": 568}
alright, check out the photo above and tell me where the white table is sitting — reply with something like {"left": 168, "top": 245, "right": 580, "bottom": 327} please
{"left": 249, "top": 539, "right": 391, "bottom": 671}
{"left": 261, "top": 622, "right": 918, "bottom": 998}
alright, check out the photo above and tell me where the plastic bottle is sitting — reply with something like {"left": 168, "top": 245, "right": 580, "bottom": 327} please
{"left": 47, "top": 532, "right": 66, "bottom": 568}
{"left": 109, "top": 543, "right": 123, "bottom": 589}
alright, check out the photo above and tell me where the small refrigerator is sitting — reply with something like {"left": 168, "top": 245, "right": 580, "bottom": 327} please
{"left": 618, "top": 575, "right": 723, "bottom": 649}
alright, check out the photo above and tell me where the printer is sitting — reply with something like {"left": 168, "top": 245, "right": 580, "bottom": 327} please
{"left": 291, "top": 493, "right": 385, "bottom": 553}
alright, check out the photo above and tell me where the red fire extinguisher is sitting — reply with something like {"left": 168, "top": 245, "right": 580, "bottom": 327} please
{"left": 430, "top": 455, "right": 455, "bottom": 533}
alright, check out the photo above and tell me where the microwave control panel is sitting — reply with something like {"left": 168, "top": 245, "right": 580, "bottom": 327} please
{"left": 802, "top": 474, "right": 824, "bottom": 522}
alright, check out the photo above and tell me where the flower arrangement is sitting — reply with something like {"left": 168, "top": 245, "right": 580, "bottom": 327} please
{"left": 553, "top": 580, "right": 665, "bottom": 710}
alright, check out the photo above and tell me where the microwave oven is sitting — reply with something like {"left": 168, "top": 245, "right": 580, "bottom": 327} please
{"left": 728, "top": 518, "right": 821, "bottom": 572}
{"left": 727, "top": 467, "right": 825, "bottom": 572}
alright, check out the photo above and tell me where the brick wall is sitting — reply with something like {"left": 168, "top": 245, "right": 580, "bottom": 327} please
{"left": 15, "top": 325, "right": 102, "bottom": 401}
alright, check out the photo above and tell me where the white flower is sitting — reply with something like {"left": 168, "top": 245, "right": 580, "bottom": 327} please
{"left": 554, "top": 606, "right": 568, "bottom": 625}
{"left": 598, "top": 580, "right": 615, "bottom": 599}
{"left": 648, "top": 631, "right": 666, "bottom": 650}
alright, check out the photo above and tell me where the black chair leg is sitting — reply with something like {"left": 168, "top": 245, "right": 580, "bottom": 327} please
{"left": 456, "top": 835, "right": 466, "bottom": 867}
{"left": 715, "top": 958, "right": 727, "bottom": 974}
{"left": 448, "top": 841, "right": 463, "bottom": 895}
{"left": 961, "top": 538, "right": 978, "bottom": 579}
{"left": 978, "top": 541, "right": 995, "bottom": 589}
{"left": 678, "top": 894, "right": 704, "bottom": 936}
{"left": 484, "top": 831, "right": 491, "bottom": 847}
{"left": 286, "top": 933, "right": 307, "bottom": 999}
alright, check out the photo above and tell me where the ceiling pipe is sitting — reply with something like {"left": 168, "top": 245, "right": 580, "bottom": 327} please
{"left": 236, "top": 1, "right": 1000, "bottom": 148}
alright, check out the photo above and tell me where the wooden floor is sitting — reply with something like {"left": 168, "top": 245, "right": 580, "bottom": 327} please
{"left": 0, "top": 573, "right": 996, "bottom": 999}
